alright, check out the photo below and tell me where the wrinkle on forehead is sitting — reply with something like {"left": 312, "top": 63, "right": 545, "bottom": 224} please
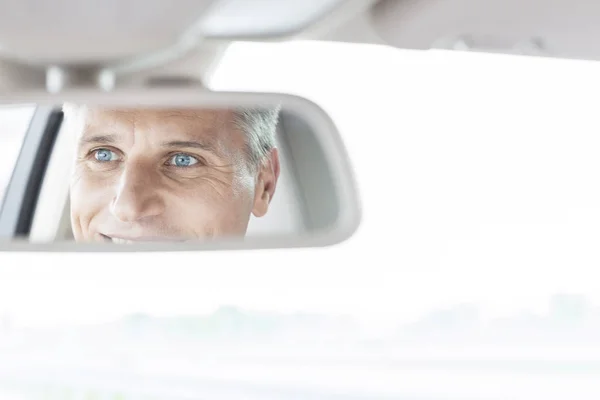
{"left": 81, "top": 108, "right": 237, "bottom": 144}
{"left": 73, "top": 107, "right": 237, "bottom": 155}
{"left": 91, "top": 107, "right": 232, "bottom": 123}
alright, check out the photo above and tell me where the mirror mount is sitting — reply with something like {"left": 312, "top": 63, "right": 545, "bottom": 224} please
{"left": 44, "top": 64, "right": 208, "bottom": 93}
{"left": 0, "top": 51, "right": 213, "bottom": 94}
{"left": 45, "top": 65, "right": 114, "bottom": 93}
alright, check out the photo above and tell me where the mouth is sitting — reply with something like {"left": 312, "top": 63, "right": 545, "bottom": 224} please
{"left": 100, "top": 234, "right": 186, "bottom": 244}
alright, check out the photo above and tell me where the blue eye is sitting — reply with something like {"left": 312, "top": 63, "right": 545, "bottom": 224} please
{"left": 94, "top": 149, "right": 118, "bottom": 162}
{"left": 170, "top": 153, "right": 198, "bottom": 167}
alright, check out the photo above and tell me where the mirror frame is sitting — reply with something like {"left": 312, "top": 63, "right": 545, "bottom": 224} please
{"left": 0, "top": 87, "right": 361, "bottom": 252}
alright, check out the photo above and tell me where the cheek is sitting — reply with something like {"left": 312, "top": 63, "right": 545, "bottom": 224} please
{"left": 70, "top": 167, "right": 117, "bottom": 222}
{"left": 169, "top": 178, "right": 254, "bottom": 233}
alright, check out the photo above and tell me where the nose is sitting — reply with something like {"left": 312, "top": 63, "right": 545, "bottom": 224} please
{"left": 110, "top": 163, "right": 165, "bottom": 222}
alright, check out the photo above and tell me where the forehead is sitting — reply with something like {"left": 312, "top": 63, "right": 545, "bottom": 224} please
{"left": 85, "top": 107, "right": 233, "bottom": 128}
{"left": 75, "top": 107, "right": 241, "bottom": 142}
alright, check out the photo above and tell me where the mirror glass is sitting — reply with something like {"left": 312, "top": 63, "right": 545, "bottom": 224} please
{"left": 0, "top": 99, "right": 357, "bottom": 249}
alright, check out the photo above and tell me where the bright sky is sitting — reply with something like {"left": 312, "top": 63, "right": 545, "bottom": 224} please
{"left": 1, "top": 41, "right": 600, "bottom": 329}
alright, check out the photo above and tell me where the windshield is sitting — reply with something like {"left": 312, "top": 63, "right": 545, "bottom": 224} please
{"left": 211, "top": 40, "right": 600, "bottom": 315}
{"left": 1, "top": 41, "right": 600, "bottom": 399}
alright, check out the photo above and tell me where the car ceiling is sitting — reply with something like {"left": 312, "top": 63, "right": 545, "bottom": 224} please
{"left": 0, "top": 0, "right": 368, "bottom": 64}
{"left": 0, "top": 0, "right": 593, "bottom": 89}
{"left": 326, "top": 0, "right": 600, "bottom": 62}
{"left": 0, "top": 0, "right": 375, "bottom": 88}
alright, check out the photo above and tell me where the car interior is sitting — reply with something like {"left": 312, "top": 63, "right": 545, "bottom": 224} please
{"left": 1, "top": 0, "right": 600, "bottom": 399}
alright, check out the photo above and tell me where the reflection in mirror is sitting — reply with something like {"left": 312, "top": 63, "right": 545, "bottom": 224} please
{"left": 0, "top": 102, "right": 345, "bottom": 246}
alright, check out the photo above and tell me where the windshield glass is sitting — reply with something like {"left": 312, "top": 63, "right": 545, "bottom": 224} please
{"left": 211, "top": 40, "right": 600, "bottom": 314}
{"left": 1, "top": 41, "right": 600, "bottom": 399}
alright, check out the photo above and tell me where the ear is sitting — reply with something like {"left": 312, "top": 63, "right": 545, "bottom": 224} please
{"left": 252, "top": 148, "right": 280, "bottom": 218}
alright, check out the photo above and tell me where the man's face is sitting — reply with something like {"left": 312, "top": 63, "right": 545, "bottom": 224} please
{"left": 69, "top": 107, "right": 279, "bottom": 243}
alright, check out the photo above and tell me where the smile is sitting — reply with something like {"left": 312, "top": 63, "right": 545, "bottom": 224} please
{"left": 100, "top": 234, "right": 186, "bottom": 244}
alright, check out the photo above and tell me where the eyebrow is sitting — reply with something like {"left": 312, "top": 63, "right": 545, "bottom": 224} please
{"left": 79, "top": 134, "right": 119, "bottom": 145}
{"left": 161, "top": 140, "right": 218, "bottom": 154}
{"left": 78, "top": 135, "right": 220, "bottom": 155}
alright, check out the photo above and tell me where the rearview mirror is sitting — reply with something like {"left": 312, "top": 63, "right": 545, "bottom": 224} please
{"left": 0, "top": 89, "right": 360, "bottom": 251}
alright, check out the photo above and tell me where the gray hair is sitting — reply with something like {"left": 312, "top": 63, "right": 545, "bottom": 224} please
{"left": 62, "top": 104, "right": 280, "bottom": 169}
{"left": 233, "top": 106, "right": 281, "bottom": 169}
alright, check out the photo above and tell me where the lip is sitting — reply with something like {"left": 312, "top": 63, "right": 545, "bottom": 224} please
{"left": 100, "top": 233, "right": 188, "bottom": 243}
